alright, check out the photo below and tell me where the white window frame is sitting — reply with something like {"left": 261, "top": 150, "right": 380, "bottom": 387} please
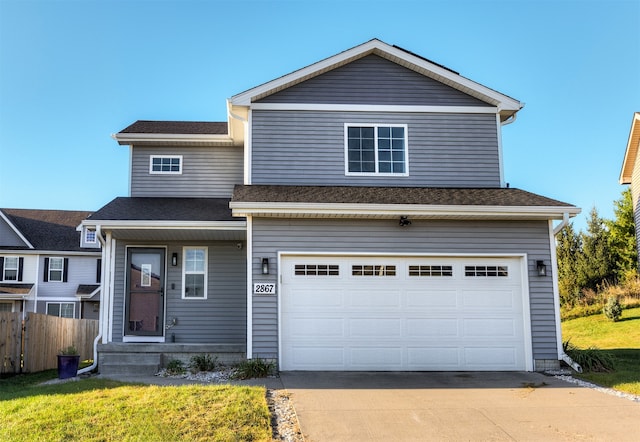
{"left": 182, "top": 246, "right": 208, "bottom": 299}
{"left": 85, "top": 228, "right": 96, "bottom": 244}
{"left": 3, "top": 256, "right": 19, "bottom": 281}
{"left": 149, "top": 155, "right": 183, "bottom": 175}
{"left": 48, "top": 257, "right": 64, "bottom": 282}
{"left": 46, "top": 302, "right": 75, "bottom": 318}
{"left": 344, "top": 123, "right": 409, "bottom": 176}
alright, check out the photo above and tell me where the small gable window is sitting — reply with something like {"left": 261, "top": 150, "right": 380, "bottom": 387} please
{"left": 345, "top": 124, "right": 408, "bottom": 176}
{"left": 150, "top": 155, "right": 182, "bottom": 174}
{"left": 85, "top": 229, "right": 96, "bottom": 244}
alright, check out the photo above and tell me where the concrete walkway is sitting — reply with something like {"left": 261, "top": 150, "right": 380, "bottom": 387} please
{"left": 279, "top": 371, "right": 640, "bottom": 441}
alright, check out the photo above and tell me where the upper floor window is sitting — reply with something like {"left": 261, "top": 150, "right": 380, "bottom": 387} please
{"left": 44, "top": 257, "right": 67, "bottom": 282}
{"left": 182, "top": 247, "right": 207, "bottom": 299}
{"left": 3, "top": 257, "right": 19, "bottom": 281}
{"left": 85, "top": 228, "right": 96, "bottom": 244}
{"left": 345, "top": 124, "right": 408, "bottom": 176}
{"left": 150, "top": 155, "right": 182, "bottom": 174}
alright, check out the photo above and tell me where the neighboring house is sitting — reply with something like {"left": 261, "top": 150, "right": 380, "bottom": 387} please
{"left": 0, "top": 209, "right": 102, "bottom": 319}
{"left": 620, "top": 112, "right": 640, "bottom": 258}
{"left": 83, "top": 39, "right": 580, "bottom": 375}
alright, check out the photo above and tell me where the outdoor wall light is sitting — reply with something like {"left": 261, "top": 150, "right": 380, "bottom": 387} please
{"left": 261, "top": 258, "right": 269, "bottom": 275}
{"left": 399, "top": 216, "right": 412, "bottom": 227}
{"left": 172, "top": 253, "right": 178, "bottom": 267}
{"left": 536, "top": 260, "right": 547, "bottom": 277}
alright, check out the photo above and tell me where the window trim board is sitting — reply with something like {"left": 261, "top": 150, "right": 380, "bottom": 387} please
{"left": 344, "top": 123, "right": 409, "bottom": 177}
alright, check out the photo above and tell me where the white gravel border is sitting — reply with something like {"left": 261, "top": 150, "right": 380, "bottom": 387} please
{"left": 549, "top": 371, "right": 640, "bottom": 403}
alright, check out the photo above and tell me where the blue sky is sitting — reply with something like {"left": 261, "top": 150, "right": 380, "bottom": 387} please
{"left": 1, "top": 0, "right": 638, "bottom": 232}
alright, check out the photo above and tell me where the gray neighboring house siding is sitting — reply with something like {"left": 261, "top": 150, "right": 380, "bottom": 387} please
{"left": 130, "top": 145, "right": 243, "bottom": 198}
{"left": 250, "top": 218, "right": 557, "bottom": 362}
{"left": 257, "top": 54, "right": 492, "bottom": 107}
{"left": 110, "top": 240, "right": 246, "bottom": 344}
{"left": 251, "top": 111, "right": 500, "bottom": 187}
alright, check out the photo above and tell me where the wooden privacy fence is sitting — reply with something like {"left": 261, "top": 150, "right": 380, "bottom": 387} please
{"left": 0, "top": 312, "right": 99, "bottom": 374}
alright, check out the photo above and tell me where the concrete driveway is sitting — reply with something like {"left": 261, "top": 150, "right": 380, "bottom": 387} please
{"left": 279, "top": 371, "right": 640, "bottom": 441}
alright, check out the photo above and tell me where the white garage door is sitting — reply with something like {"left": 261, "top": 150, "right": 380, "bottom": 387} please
{"left": 280, "top": 255, "right": 529, "bottom": 371}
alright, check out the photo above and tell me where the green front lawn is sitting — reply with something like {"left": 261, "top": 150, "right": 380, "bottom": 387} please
{"left": 562, "top": 307, "right": 640, "bottom": 396}
{"left": 0, "top": 371, "right": 272, "bottom": 442}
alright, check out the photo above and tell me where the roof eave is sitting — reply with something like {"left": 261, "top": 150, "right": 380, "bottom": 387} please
{"left": 229, "top": 202, "right": 581, "bottom": 220}
{"left": 81, "top": 220, "right": 246, "bottom": 230}
{"left": 619, "top": 112, "right": 640, "bottom": 184}
{"left": 112, "top": 132, "right": 234, "bottom": 146}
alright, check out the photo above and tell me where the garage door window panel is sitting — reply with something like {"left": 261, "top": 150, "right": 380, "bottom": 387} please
{"left": 465, "top": 265, "right": 508, "bottom": 277}
{"left": 294, "top": 264, "right": 340, "bottom": 276}
{"left": 352, "top": 265, "right": 396, "bottom": 276}
{"left": 409, "top": 265, "right": 453, "bottom": 277}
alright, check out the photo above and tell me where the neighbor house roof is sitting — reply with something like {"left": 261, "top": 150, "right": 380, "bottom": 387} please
{"left": 230, "top": 185, "right": 580, "bottom": 220}
{"left": 619, "top": 112, "right": 640, "bottom": 184}
{"left": 0, "top": 209, "right": 92, "bottom": 251}
{"left": 229, "top": 38, "right": 523, "bottom": 122}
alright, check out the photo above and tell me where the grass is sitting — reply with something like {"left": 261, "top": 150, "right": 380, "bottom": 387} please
{"left": 0, "top": 370, "right": 272, "bottom": 442}
{"left": 561, "top": 306, "right": 640, "bottom": 396}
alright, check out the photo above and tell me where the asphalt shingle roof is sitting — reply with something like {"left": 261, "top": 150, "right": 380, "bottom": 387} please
{"left": 88, "top": 197, "right": 237, "bottom": 222}
{"left": 231, "top": 185, "right": 576, "bottom": 207}
{"left": 1, "top": 209, "right": 92, "bottom": 251}
{"left": 119, "top": 120, "right": 228, "bottom": 135}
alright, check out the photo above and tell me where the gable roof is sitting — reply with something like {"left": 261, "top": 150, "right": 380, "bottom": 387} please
{"left": 230, "top": 185, "right": 580, "bottom": 220}
{"left": 229, "top": 39, "right": 523, "bottom": 121}
{"left": 619, "top": 112, "right": 640, "bottom": 184}
{"left": 0, "top": 209, "right": 92, "bottom": 251}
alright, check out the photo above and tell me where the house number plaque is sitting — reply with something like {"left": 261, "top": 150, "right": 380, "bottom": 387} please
{"left": 253, "top": 283, "right": 276, "bottom": 295}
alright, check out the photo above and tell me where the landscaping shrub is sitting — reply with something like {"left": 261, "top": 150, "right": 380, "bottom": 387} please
{"left": 165, "top": 359, "right": 186, "bottom": 375}
{"left": 563, "top": 340, "right": 615, "bottom": 373}
{"left": 603, "top": 295, "right": 623, "bottom": 322}
{"left": 189, "top": 354, "right": 217, "bottom": 372}
{"left": 232, "top": 358, "right": 274, "bottom": 380}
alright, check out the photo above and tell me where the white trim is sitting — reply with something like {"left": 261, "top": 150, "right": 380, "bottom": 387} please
{"left": 149, "top": 155, "right": 183, "bottom": 175}
{"left": 113, "top": 133, "right": 232, "bottom": 144}
{"left": 251, "top": 103, "right": 498, "bottom": 114}
{"left": 344, "top": 123, "right": 409, "bottom": 177}
{"left": 230, "top": 202, "right": 581, "bottom": 220}
{"left": 230, "top": 39, "right": 522, "bottom": 113}
{"left": 246, "top": 216, "right": 253, "bottom": 359}
{"left": 181, "top": 246, "right": 208, "bottom": 300}
{"left": 277, "top": 251, "right": 533, "bottom": 371}
{"left": 107, "top": 234, "right": 115, "bottom": 343}
{"left": 246, "top": 109, "right": 252, "bottom": 185}
{"left": 496, "top": 114, "right": 505, "bottom": 187}
{"left": 122, "top": 336, "right": 165, "bottom": 343}
{"left": 0, "top": 211, "right": 34, "bottom": 249}
{"left": 549, "top": 219, "right": 564, "bottom": 360}
{"left": 81, "top": 220, "right": 246, "bottom": 230}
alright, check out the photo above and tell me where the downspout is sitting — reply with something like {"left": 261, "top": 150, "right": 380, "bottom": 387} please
{"left": 551, "top": 213, "right": 583, "bottom": 373}
{"left": 77, "top": 225, "right": 104, "bottom": 376}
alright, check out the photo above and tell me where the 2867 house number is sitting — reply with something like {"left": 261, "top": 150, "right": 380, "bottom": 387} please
{"left": 253, "top": 283, "right": 276, "bottom": 295}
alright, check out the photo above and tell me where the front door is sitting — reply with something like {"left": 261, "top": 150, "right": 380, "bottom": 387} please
{"left": 125, "top": 248, "right": 165, "bottom": 336}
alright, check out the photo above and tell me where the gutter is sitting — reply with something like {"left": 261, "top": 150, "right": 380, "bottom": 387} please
{"left": 551, "top": 212, "right": 583, "bottom": 373}
{"left": 77, "top": 226, "right": 104, "bottom": 376}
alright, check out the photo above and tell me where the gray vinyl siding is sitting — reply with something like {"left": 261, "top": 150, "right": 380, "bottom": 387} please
{"left": 111, "top": 240, "right": 246, "bottom": 343}
{"left": 257, "top": 55, "right": 491, "bottom": 107}
{"left": 130, "top": 146, "right": 243, "bottom": 198}
{"left": 35, "top": 254, "right": 101, "bottom": 318}
{"left": 250, "top": 218, "right": 557, "bottom": 361}
{"left": 251, "top": 111, "right": 501, "bottom": 187}
{"left": 0, "top": 219, "right": 27, "bottom": 247}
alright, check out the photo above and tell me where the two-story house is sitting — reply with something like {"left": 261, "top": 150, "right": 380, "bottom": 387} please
{"left": 84, "top": 39, "right": 580, "bottom": 375}
{"left": 0, "top": 209, "right": 102, "bottom": 319}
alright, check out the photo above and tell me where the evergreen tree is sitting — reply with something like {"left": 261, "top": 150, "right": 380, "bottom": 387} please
{"left": 578, "top": 207, "right": 615, "bottom": 291}
{"left": 605, "top": 188, "right": 638, "bottom": 279}
{"left": 556, "top": 223, "right": 582, "bottom": 306}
